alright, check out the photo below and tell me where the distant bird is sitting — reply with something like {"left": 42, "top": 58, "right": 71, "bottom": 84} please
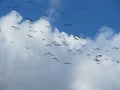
{"left": 65, "top": 24, "right": 72, "bottom": 26}
{"left": 43, "top": 52, "right": 54, "bottom": 56}
{"left": 79, "top": 51, "right": 83, "bottom": 54}
{"left": 27, "top": 34, "right": 33, "bottom": 38}
{"left": 24, "top": 46, "right": 30, "bottom": 49}
{"left": 87, "top": 54, "right": 90, "bottom": 56}
{"left": 96, "top": 55, "right": 102, "bottom": 58}
{"left": 62, "top": 41, "right": 68, "bottom": 46}
{"left": 45, "top": 44, "right": 53, "bottom": 47}
{"left": 93, "top": 48, "right": 100, "bottom": 51}
{"left": 27, "top": 0, "right": 35, "bottom": 5}
{"left": 117, "top": 61, "right": 120, "bottom": 63}
{"left": 54, "top": 44, "right": 62, "bottom": 46}
{"left": 53, "top": 58, "right": 59, "bottom": 62}
{"left": 0, "top": 29, "right": 1, "bottom": 32}
{"left": 76, "top": 49, "right": 82, "bottom": 52}
{"left": 10, "top": 41, "right": 16, "bottom": 44}
{"left": 93, "top": 58, "right": 100, "bottom": 64}
{"left": 112, "top": 47, "right": 119, "bottom": 50}
{"left": 46, "top": 25, "right": 51, "bottom": 28}
{"left": 52, "top": 41, "right": 57, "bottom": 44}
{"left": 11, "top": 26, "right": 20, "bottom": 31}
{"left": 57, "top": 36, "right": 62, "bottom": 38}
{"left": 48, "top": 52, "right": 54, "bottom": 56}
{"left": 67, "top": 49, "right": 72, "bottom": 52}
{"left": 42, "top": 39, "right": 46, "bottom": 41}
{"left": 105, "top": 50, "right": 109, "bottom": 52}
{"left": 73, "top": 35, "right": 80, "bottom": 40}
{"left": 64, "top": 62, "right": 71, "bottom": 64}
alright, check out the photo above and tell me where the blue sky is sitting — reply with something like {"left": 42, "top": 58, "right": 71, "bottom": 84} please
{"left": 0, "top": 0, "right": 120, "bottom": 37}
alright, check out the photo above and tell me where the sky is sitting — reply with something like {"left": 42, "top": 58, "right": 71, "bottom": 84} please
{"left": 0, "top": 0, "right": 120, "bottom": 37}
{"left": 0, "top": 0, "right": 120, "bottom": 90}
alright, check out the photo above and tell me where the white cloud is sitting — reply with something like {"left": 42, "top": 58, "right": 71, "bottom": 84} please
{"left": 0, "top": 11, "right": 120, "bottom": 90}
{"left": 45, "top": 0, "right": 61, "bottom": 21}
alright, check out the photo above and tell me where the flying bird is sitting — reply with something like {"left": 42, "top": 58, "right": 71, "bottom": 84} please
{"left": 24, "top": 46, "right": 30, "bottom": 49}
{"left": 45, "top": 44, "right": 53, "bottom": 47}
{"left": 27, "top": 34, "right": 33, "bottom": 38}
{"left": 27, "top": 0, "right": 35, "bottom": 5}
{"left": 93, "top": 48, "right": 100, "bottom": 51}
{"left": 11, "top": 26, "right": 20, "bottom": 31}
{"left": 43, "top": 52, "right": 54, "bottom": 56}
{"left": 112, "top": 47, "right": 119, "bottom": 50}
{"left": 73, "top": 35, "right": 81, "bottom": 40}
{"left": 93, "top": 58, "right": 100, "bottom": 64}
{"left": 96, "top": 55, "right": 102, "bottom": 58}
{"left": 54, "top": 43, "right": 62, "bottom": 46}
{"left": 65, "top": 23, "right": 72, "bottom": 26}
{"left": 53, "top": 58, "right": 59, "bottom": 62}
{"left": 64, "top": 62, "right": 71, "bottom": 64}
{"left": 62, "top": 41, "right": 68, "bottom": 46}
{"left": 10, "top": 41, "right": 16, "bottom": 44}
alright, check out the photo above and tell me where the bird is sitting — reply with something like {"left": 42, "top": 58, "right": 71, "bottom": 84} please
{"left": 48, "top": 52, "right": 54, "bottom": 56}
{"left": 93, "top": 58, "right": 100, "bottom": 64}
{"left": 76, "top": 49, "right": 82, "bottom": 52}
{"left": 93, "top": 48, "right": 100, "bottom": 51}
{"left": 46, "top": 25, "right": 51, "bottom": 28}
{"left": 64, "top": 62, "right": 71, "bottom": 64}
{"left": 87, "top": 54, "right": 90, "bottom": 56}
{"left": 27, "top": 0, "right": 35, "bottom": 5}
{"left": 117, "top": 61, "right": 120, "bottom": 63}
{"left": 24, "top": 46, "right": 30, "bottom": 49}
{"left": 11, "top": 26, "right": 20, "bottom": 31}
{"left": 10, "top": 41, "right": 16, "bottom": 44}
{"left": 65, "top": 23, "right": 72, "bottom": 26}
{"left": 27, "top": 34, "right": 33, "bottom": 38}
{"left": 67, "top": 49, "right": 72, "bottom": 52}
{"left": 53, "top": 58, "right": 59, "bottom": 62}
{"left": 62, "top": 41, "right": 68, "bottom": 46}
{"left": 73, "top": 35, "right": 80, "bottom": 40}
{"left": 54, "top": 44, "right": 62, "bottom": 46}
{"left": 96, "top": 55, "right": 102, "bottom": 58}
{"left": 112, "top": 47, "right": 119, "bottom": 50}
{"left": 45, "top": 44, "right": 53, "bottom": 47}
{"left": 43, "top": 52, "right": 54, "bottom": 56}
{"left": 42, "top": 39, "right": 46, "bottom": 41}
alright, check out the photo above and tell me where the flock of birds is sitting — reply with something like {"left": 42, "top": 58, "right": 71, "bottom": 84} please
{"left": 2, "top": 22, "right": 120, "bottom": 65}
{"left": 0, "top": 0, "right": 120, "bottom": 65}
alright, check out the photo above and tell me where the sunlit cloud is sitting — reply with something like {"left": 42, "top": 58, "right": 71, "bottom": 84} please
{"left": 0, "top": 11, "right": 120, "bottom": 90}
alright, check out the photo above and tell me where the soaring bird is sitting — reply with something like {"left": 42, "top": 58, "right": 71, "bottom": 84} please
{"left": 11, "top": 26, "right": 20, "bottom": 31}
{"left": 27, "top": 34, "right": 33, "bottom": 38}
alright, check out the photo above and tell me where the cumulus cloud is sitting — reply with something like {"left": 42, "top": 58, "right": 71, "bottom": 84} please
{"left": 0, "top": 11, "right": 120, "bottom": 90}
